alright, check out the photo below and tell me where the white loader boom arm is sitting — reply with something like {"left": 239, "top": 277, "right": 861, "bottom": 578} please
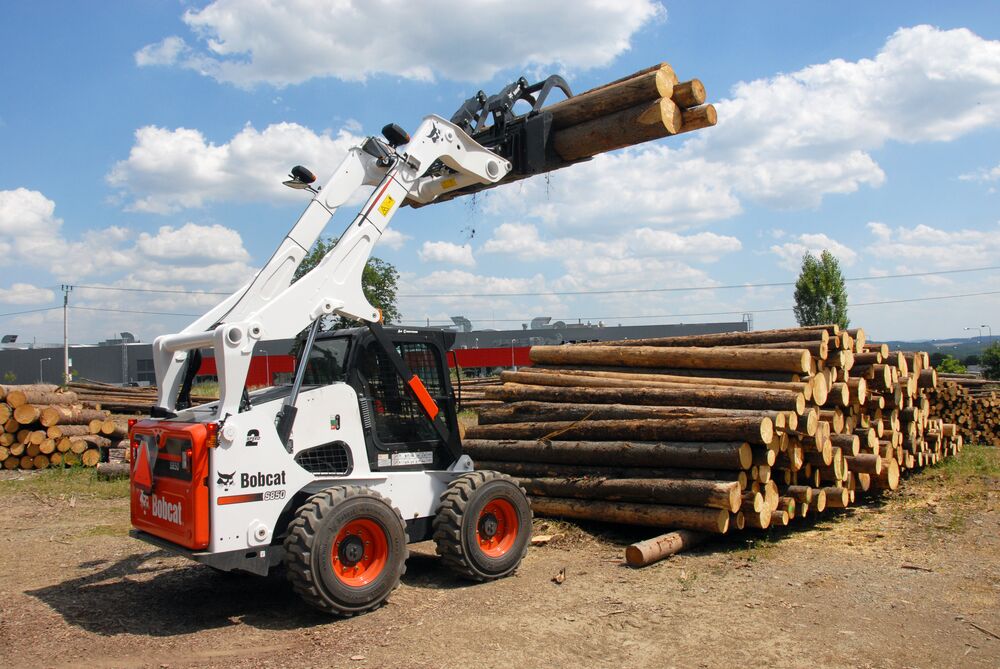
{"left": 151, "top": 115, "right": 511, "bottom": 419}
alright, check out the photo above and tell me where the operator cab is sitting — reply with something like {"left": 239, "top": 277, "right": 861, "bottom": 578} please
{"left": 295, "top": 325, "right": 461, "bottom": 473}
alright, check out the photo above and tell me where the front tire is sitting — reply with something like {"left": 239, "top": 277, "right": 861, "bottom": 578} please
{"left": 433, "top": 471, "right": 532, "bottom": 582}
{"left": 284, "top": 486, "right": 407, "bottom": 616}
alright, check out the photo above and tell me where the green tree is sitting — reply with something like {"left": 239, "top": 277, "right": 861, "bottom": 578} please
{"left": 935, "top": 355, "right": 967, "bottom": 374}
{"left": 981, "top": 342, "right": 1000, "bottom": 380}
{"left": 2, "top": 371, "right": 15, "bottom": 383}
{"left": 293, "top": 236, "right": 401, "bottom": 329}
{"left": 963, "top": 354, "right": 981, "bottom": 367}
{"left": 793, "top": 250, "right": 849, "bottom": 329}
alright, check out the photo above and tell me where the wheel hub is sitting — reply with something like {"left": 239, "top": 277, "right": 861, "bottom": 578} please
{"left": 338, "top": 534, "right": 365, "bottom": 566}
{"left": 478, "top": 512, "right": 499, "bottom": 540}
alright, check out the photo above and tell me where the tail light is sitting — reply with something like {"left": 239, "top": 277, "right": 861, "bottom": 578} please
{"left": 205, "top": 422, "right": 219, "bottom": 449}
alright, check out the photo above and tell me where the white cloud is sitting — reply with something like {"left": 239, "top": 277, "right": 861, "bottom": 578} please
{"left": 960, "top": 161, "right": 1000, "bottom": 183}
{"left": 418, "top": 241, "right": 476, "bottom": 267}
{"left": 377, "top": 228, "right": 410, "bottom": 251}
{"left": 770, "top": 233, "right": 858, "bottom": 270}
{"left": 864, "top": 221, "right": 1000, "bottom": 270}
{"left": 137, "top": 0, "right": 664, "bottom": 87}
{"left": 134, "top": 36, "right": 188, "bottom": 66}
{"left": 136, "top": 223, "right": 251, "bottom": 263}
{"left": 482, "top": 222, "right": 740, "bottom": 263}
{"left": 107, "top": 122, "right": 363, "bottom": 213}
{"left": 492, "top": 25, "right": 1000, "bottom": 231}
{"left": 0, "top": 283, "right": 55, "bottom": 305}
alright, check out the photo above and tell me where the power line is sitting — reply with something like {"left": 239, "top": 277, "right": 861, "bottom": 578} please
{"left": 69, "top": 284, "right": 230, "bottom": 296}
{"left": 399, "top": 289, "right": 1000, "bottom": 324}
{"left": 397, "top": 265, "right": 1000, "bottom": 298}
{"left": 0, "top": 306, "right": 63, "bottom": 318}
{"left": 70, "top": 306, "right": 202, "bottom": 317}
{"left": 58, "top": 264, "right": 1000, "bottom": 300}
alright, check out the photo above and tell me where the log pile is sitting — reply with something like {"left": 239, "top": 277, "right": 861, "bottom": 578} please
{"left": 66, "top": 380, "right": 214, "bottom": 414}
{"left": 926, "top": 375, "right": 1000, "bottom": 445}
{"left": 456, "top": 377, "right": 502, "bottom": 410}
{"left": 463, "top": 325, "right": 963, "bottom": 541}
{"left": 0, "top": 384, "right": 112, "bottom": 469}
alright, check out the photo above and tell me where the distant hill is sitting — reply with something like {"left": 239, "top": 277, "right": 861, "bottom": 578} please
{"left": 877, "top": 335, "right": 992, "bottom": 362}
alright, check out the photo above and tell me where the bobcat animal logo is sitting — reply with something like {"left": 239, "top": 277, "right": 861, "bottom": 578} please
{"left": 217, "top": 471, "right": 236, "bottom": 491}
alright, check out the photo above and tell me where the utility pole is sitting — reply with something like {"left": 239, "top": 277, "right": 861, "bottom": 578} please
{"left": 61, "top": 285, "right": 73, "bottom": 383}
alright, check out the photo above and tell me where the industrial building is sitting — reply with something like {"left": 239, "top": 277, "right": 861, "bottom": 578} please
{"left": 0, "top": 319, "right": 748, "bottom": 387}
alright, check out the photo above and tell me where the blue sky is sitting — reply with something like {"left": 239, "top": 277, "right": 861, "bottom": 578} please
{"left": 1, "top": 1, "right": 999, "bottom": 345}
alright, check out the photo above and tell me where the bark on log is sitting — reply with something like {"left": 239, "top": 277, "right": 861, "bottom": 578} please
{"left": 678, "top": 105, "right": 718, "bottom": 134}
{"left": 96, "top": 462, "right": 130, "bottom": 479}
{"left": 465, "top": 417, "right": 773, "bottom": 445}
{"left": 552, "top": 98, "right": 683, "bottom": 162}
{"left": 518, "top": 476, "right": 741, "bottom": 512}
{"left": 473, "top": 460, "right": 749, "bottom": 489}
{"left": 584, "top": 327, "right": 828, "bottom": 349}
{"left": 625, "top": 530, "right": 706, "bottom": 567}
{"left": 476, "top": 401, "right": 788, "bottom": 427}
{"left": 530, "top": 345, "right": 811, "bottom": 374}
{"left": 486, "top": 383, "right": 805, "bottom": 414}
{"left": 501, "top": 367, "right": 813, "bottom": 396}
{"left": 530, "top": 496, "right": 729, "bottom": 534}
{"left": 6, "top": 389, "right": 77, "bottom": 408}
{"left": 547, "top": 67, "right": 676, "bottom": 129}
{"left": 462, "top": 439, "right": 753, "bottom": 469}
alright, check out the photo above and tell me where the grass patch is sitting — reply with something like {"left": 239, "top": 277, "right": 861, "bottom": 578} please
{"left": 0, "top": 467, "right": 129, "bottom": 499}
{"left": 191, "top": 381, "right": 219, "bottom": 397}
{"left": 930, "top": 444, "right": 1000, "bottom": 481}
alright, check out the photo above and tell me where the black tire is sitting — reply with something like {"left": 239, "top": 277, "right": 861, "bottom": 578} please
{"left": 433, "top": 471, "right": 532, "bottom": 582}
{"left": 284, "top": 486, "right": 407, "bottom": 616}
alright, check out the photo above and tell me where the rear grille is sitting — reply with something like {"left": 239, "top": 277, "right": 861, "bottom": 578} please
{"left": 294, "top": 441, "right": 352, "bottom": 476}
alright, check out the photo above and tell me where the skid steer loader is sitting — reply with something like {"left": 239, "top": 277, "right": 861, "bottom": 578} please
{"left": 128, "top": 76, "right": 575, "bottom": 615}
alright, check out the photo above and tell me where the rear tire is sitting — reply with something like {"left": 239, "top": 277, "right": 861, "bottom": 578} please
{"left": 433, "top": 471, "right": 532, "bottom": 581}
{"left": 284, "top": 486, "right": 407, "bottom": 616}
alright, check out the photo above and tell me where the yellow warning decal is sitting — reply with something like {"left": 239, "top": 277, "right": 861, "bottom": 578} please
{"left": 378, "top": 195, "right": 395, "bottom": 216}
{"left": 441, "top": 177, "right": 457, "bottom": 190}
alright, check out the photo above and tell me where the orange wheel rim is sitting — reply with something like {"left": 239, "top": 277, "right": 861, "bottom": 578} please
{"left": 476, "top": 498, "right": 518, "bottom": 558}
{"left": 331, "top": 518, "right": 388, "bottom": 587}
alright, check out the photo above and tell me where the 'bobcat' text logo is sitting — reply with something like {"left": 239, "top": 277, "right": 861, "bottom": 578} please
{"left": 217, "top": 471, "right": 236, "bottom": 491}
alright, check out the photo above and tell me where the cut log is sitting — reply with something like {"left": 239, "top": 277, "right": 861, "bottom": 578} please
{"left": 518, "top": 477, "right": 741, "bottom": 512}
{"left": 486, "top": 383, "right": 805, "bottom": 414}
{"left": 531, "top": 345, "right": 812, "bottom": 374}
{"left": 12, "top": 405, "right": 40, "bottom": 424}
{"left": 96, "top": 462, "right": 130, "bottom": 479}
{"left": 6, "top": 389, "right": 77, "bottom": 408}
{"left": 530, "top": 497, "right": 729, "bottom": 534}
{"left": 477, "top": 401, "right": 788, "bottom": 426}
{"left": 81, "top": 449, "right": 101, "bottom": 467}
{"left": 625, "top": 530, "right": 706, "bottom": 567}
{"left": 552, "top": 98, "right": 683, "bottom": 162}
{"left": 465, "top": 417, "right": 774, "bottom": 445}
{"left": 462, "top": 439, "right": 753, "bottom": 470}
{"left": 474, "top": 460, "right": 749, "bottom": 489}
{"left": 547, "top": 67, "right": 676, "bottom": 129}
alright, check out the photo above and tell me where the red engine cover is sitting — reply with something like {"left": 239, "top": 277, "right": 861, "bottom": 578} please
{"left": 129, "top": 420, "right": 211, "bottom": 550}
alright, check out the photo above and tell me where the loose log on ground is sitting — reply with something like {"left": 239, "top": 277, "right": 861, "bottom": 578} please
{"left": 625, "top": 530, "right": 706, "bottom": 568}
{"left": 96, "top": 462, "right": 130, "bottom": 479}
{"left": 462, "top": 439, "right": 753, "bottom": 470}
{"left": 531, "top": 496, "right": 730, "bottom": 534}
{"left": 518, "top": 476, "right": 741, "bottom": 512}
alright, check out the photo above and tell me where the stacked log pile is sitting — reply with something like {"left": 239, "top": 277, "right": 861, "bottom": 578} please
{"left": 926, "top": 374, "right": 1000, "bottom": 445}
{"left": 456, "top": 377, "right": 502, "bottom": 410}
{"left": 463, "top": 325, "right": 963, "bottom": 540}
{"left": 66, "top": 380, "right": 214, "bottom": 414}
{"left": 416, "top": 62, "right": 717, "bottom": 206}
{"left": 0, "top": 384, "right": 112, "bottom": 469}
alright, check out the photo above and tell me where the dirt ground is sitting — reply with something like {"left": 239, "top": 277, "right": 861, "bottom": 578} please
{"left": 1, "top": 448, "right": 998, "bottom": 669}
